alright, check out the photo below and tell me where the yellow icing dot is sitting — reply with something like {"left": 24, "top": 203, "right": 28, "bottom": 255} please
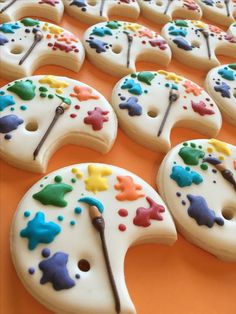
{"left": 208, "top": 139, "right": 231, "bottom": 156}
{"left": 207, "top": 147, "right": 213, "bottom": 153}
{"left": 219, "top": 155, "right": 224, "bottom": 161}
{"left": 158, "top": 70, "right": 183, "bottom": 83}
{"left": 76, "top": 173, "right": 83, "bottom": 179}
{"left": 71, "top": 168, "right": 77, "bottom": 174}
{"left": 84, "top": 165, "right": 112, "bottom": 193}
{"left": 39, "top": 76, "right": 69, "bottom": 94}
{"left": 191, "top": 20, "right": 206, "bottom": 29}
{"left": 123, "top": 23, "right": 141, "bottom": 32}
{"left": 71, "top": 168, "right": 83, "bottom": 178}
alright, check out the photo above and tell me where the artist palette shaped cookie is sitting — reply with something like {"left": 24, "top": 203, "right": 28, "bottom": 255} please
{"left": 0, "top": 0, "right": 64, "bottom": 24}
{"left": 161, "top": 19, "right": 236, "bottom": 71}
{"left": 112, "top": 70, "right": 222, "bottom": 153}
{"left": 11, "top": 163, "right": 177, "bottom": 314}
{"left": 228, "top": 21, "right": 236, "bottom": 38}
{"left": 138, "top": 0, "right": 202, "bottom": 24}
{"left": 0, "top": 18, "right": 85, "bottom": 80}
{"left": 83, "top": 21, "right": 171, "bottom": 77}
{"left": 196, "top": 0, "right": 236, "bottom": 27}
{"left": 0, "top": 76, "right": 117, "bottom": 173}
{"left": 157, "top": 139, "right": 236, "bottom": 261}
{"left": 63, "top": 0, "right": 140, "bottom": 25}
{"left": 205, "top": 63, "right": 236, "bottom": 126}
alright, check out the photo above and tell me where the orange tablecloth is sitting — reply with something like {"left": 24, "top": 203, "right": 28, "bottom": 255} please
{"left": 1, "top": 12, "right": 236, "bottom": 314}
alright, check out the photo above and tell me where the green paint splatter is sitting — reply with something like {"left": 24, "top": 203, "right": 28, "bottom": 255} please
{"left": 33, "top": 183, "right": 73, "bottom": 207}
{"left": 137, "top": 72, "right": 155, "bottom": 85}
{"left": 175, "top": 20, "right": 188, "bottom": 27}
{"left": 56, "top": 94, "right": 71, "bottom": 105}
{"left": 21, "top": 18, "right": 40, "bottom": 27}
{"left": 7, "top": 80, "right": 36, "bottom": 100}
{"left": 106, "top": 21, "right": 121, "bottom": 29}
{"left": 228, "top": 63, "right": 236, "bottom": 71}
{"left": 179, "top": 145, "right": 205, "bottom": 165}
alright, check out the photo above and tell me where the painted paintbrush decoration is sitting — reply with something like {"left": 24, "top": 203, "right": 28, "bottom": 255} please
{"left": 79, "top": 197, "right": 121, "bottom": 314}
{"left": 125, "top": 32, "right": 133, "bottom": 68}
{"left": 157, "top": 88, "right": 180, "bottom": 137}
{"left": 19, "top": 30, "right": 43, "bottom": 65}
{"left": 33, "top": 101, "right": 70, "bottom": 160}
{"left": 203, "top": 156, "right": 236, "bottom": 191}
{"left": 100, "top": 0, "right": 105, "bottom": 16}
{"left": 197, "top": 28, "right": 211, "bottom": 60}
{"left": 0, "top": 0, "right": 17, "bottom": 14}
{"left": 164, "top": 0, "right": 174, "bottom": 15}
{"left": 224, "top": 0, "right": 230, "bottom": 17}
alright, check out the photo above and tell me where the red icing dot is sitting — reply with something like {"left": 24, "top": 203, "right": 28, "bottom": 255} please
{"left": 48, "top": 43, "right": 53, "bottom": 47}
{"left": 119, "top": 224, "right": 126, "bottom": 232}
{"left": 70, "top": 114, "right": 77, "bottom": 118}
{"left": 142, "top": 41, "right": 146, "bottom": 44}
{"left": 74, "top": 105, "right": 80, "bottom": 110}
{"left": 183, "top": 106, "right": 187, "bottom": 110}
{"left": 118, "top": 209, "right": 128, "bottom": 217}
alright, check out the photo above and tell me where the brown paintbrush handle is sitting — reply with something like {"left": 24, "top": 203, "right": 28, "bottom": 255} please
{"left": 126, "top": 33, "right": 133, "bottom": 68}
{"left": 19, "top": 31, "right": 43, "bottom": 65}
{"left": 0, "top": 0, "right": 17, "bottom": 13}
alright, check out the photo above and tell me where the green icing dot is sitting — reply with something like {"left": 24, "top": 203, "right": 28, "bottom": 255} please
{"left": 200, "top": 164, "right": 208, "bottom": 170}
{"left": 56, "top": 94, "right": 71, "bottom": 105}
{"left": 7, "top": 80, "right": 36, "bottom": 100}
{"left": 71, "top": 178, "right": 76, "bottom": 183}
{"left": 57, "top": 215, "right": 64, "bottom": 221}
{"left": 175, "top": 20, "right": 188, "bottom": 27}
{"left": 183, "top": 142, "right": 188, "bottom": 146}
{"left": 74, "top": 207, "right": 82, "bottom": 214}
{"left": 70, "top": 220, "right": 75, "bottom": 226}
{"left": 40, "top": 93, "right": 47, "bottom": 98}
{"left": 137, "top": 72, "right": 155, "bottom": 85}
{"left": 10, "top": 107, "right": 15, "bottom": 111}
{"left": 20, "top": 105, "right": 27, "bottom": 110}
{"left": 44, "top": 176, "right": 48, "bottom": 179}
{"left": 54, "top": 175, "right": 62, "bottom": 183}
{"left": 131, "top": 73, "right": 137, "bottom": 78}
{"left": 21, "top": 18, "right": 40, "bottom": 27}
{"left": 0, "top": 91, "right": 4, "bottom": 95}
{"left": 48, "top": 94, "right": 54, "bottom": 99}
{"left": 24, "top": 211, "right": 30, "bottom": 217}
{"left": 40, "top": 184, "right": 44, "bottom": 187}
{"left": 179, "top": 146, "right": 205, "bottom": 166}
{"left": 190, "top": 142, "right": 196, "bottom": 148}
{"left": 33, "top": 183, "right": 73, "bottom": 207}
{"left": 39, "top": 86, "right": 48, "bottom": 92}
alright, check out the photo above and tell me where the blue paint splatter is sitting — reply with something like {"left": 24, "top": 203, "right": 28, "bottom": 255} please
{"left": 121, "top": 79, "right": 143, "bottom": 95}
{"left": 119, "top": 96, "right": 142, "bottom": 116}
{"left": 170, "top": 165, "right": 203, "bottom": 187}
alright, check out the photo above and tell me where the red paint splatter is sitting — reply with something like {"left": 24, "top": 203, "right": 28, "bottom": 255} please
{"left": 119, "top": 0, "right": 130, "bottom": 3}
{"left": 149, "top": 38, "right": 167, "bottom": 50}
{"left": 184, "top": 0, "right": 199, "bottom": 10}
{"left": 118, "top": 209, "right": 128, "bottom": 217}
{"left": 191, "top": 100, "right": 215, "bottom": 116}
{"left": 50, "top": 41, "right": 79, "bottom": 53}
{"left": 84, "top": 107, "right": 109, "bottom": 131}
{"left": 118, "top": 224, "right": 126, "bottom": 232}
{"left": 39, "top": 0, "right": 59, "bottom": 6}
{"left": 133, "top": 197, "right": 165, "bottom": 227}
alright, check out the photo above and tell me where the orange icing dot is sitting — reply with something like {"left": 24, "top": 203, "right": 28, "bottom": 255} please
{"left": 115, "top": 176, "right": 145, "bottom": 201}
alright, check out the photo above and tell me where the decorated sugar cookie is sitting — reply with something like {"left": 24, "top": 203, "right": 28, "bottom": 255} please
{"left": 11, "top": 163, "right": 177, "bottom": 314}
{"left": 111, "top": 70, "right": 222, "bottom": 153}
{"left": 228, "top": 21, "right": 236, "bottom": 38}
{"left": 83, "top": 21, "right": 171, "bottom": 77}
{"left": 63, "top": 0, "right": 140, "bottom": 25}
{"left": 0, "top": 76, "right": 117, "bottom": 173}
{"left": 138, "top": 0, "right": 202, "bottom": 25}
{"left": 205, "top": 63, "right": 236, "bottom": 126}
{"left": 161, "top": 20, "right": 236, "bottom": 71}
{"left": 0, "top": 19, "right": 85, "bottom": 80}
{"left": 196, "top": 0, "right": 236, "bottom": 27}
{"left": 0, "top": 0, "right": 64, "bottom": 24}
{"left": 157, "top": 139, "right": 236, "bottom": 261}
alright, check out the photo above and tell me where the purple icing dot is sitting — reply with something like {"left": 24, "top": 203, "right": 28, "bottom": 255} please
{"left": 75, "top": 274, "right": 80, "bottom": 279}
{"left": 176, "top": 192, "right": 181, "bottom": 197}
{"left": 28, "top": 267, "right": 35, "bottom": 275}
{"left": 4, "top": 134, "right": 12, "bottom": 140}
{"left": 213, "top": 180, "right": 216, "bottom": 184}
{"left": 182, "top": 200, "right": 186, "bottom": 206}
{"left": 42, "top": 248, "right": 51, "bottom": 258}
{"left": 120, "top": 96, "right": 126, "bottom": 101}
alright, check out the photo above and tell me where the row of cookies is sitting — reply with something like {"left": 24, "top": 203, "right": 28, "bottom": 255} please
{"left": 0, "top": 0, "right": 235, "bottom": 27}
{"left": 0, "top": 18, "right": 235, "bottom": 80}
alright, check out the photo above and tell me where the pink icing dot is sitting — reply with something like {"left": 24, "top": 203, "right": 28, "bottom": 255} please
{"left": 118, "top": 209, "right": 128, "bottom": 217}
{"left": 74, "top": 105, "right": 80, "bottom": 110}
{"left": 119, "top": 224, "right": 126, "bottom": 232}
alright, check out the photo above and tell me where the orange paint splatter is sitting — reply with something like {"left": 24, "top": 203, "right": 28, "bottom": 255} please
{"left": 183, "top": 80, "right": 203, "bottom": 96}
{"left": 115, "top": 176, "right": 145, "bottom": 201}
{"left": 70, "top": 86, "right": 100, "bottom": 102}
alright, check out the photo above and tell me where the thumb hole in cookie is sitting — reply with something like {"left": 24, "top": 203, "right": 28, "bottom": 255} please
{"left": 78, "top": 259, "right": 90, "bottom": 272}
{"left": 112, "top": 45, "right": 122, "bottom": 54}
{"left": 25, "top": 121, "right": 38, "bottom": 132}
{"left": 147, "top": 108, "right": 159, "bottom": 118}
{"left": 222, "top": 207, "right": 236, "bottom": 221}
{"left": 87, "top": 0, "right": 97, "bottom": 6}
{"left": 11, "top": 46, "right": 24, "bottom": 55}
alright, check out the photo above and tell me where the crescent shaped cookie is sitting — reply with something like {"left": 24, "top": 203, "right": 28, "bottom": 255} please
{"left": 83, "top": 21, "right": 171, "bottom": 77}
{"left": 156, "top": 139, "right": 236, "bottom": 262}
{"left": 228, "top": 21, "right": 236, "bottom": 38}
{"left": 195, "top": 0, "right": 236, "bottom": 27}
{"left": 205, "top": 63, "right": 236, "bottom": 126}
{"left": 0, "top": 76, "right": 117, "bottom": 173}
{"left": 0, "top": 0, "right": 64, "bottom": 24}
{"left": 10, "top": 163, "right": 177, "bottom": 314}
{"left": 161, "top": 19, "right": 236, "bottom": 71}
{"left": 138, "top": 0, "right": 202, "bottom": 25}
{"left": 63, "top": 0, "right": 140, "bottom": 25}
{"left": 0, "top": 19, "right": 85, "bottom": 80}
{"left": 111, "top": 70, "right": 222, "bottom": 153}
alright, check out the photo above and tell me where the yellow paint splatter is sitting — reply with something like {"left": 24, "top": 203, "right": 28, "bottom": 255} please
{"left": 43, "top": 23, "right": 64, "bottom": 35}
{"left": 191, "top": 20, "right": 206, "bottom": 29}
{"left": 123, "top": 23, "right": 141, "bottom": 32}
{"left": 39, "top": 76, "right": 69, "bottom": 94}
{"left": 84, "top": 165, "right": 112, "bottom": 193}
{"left": 208, "top": 139, "right": 231, "bottom": 156}
{"left": 158, "top": 70, "right": 183, "bottom": 83}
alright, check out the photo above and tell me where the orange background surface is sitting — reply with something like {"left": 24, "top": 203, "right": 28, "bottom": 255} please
{"left": 0, "top": 10, "right": 236, "bottom": 314}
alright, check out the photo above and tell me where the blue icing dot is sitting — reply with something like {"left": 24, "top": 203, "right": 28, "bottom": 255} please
{"left": 39, "top": 252, "right": 75, "bottom": 291}
{"left": 170, "top": 165, "right": 203, "bottom": 187}
{"left": 0, "top": 33, "right": 9, "bottom": 46}
{"left": 173, "top": 37, "right": 192, "bottom": 51}
{"left": 57, "top": 215, "right": 64, "bottom": 221}
{"left": 20, "top": 212, "right": 61, "bottom": 250}
{"left": 74, "top": 207, "right": 82, "bottom": 214}
{"left": 0, "top": 23, "right": 20, "bottom": 33}
{"left": 75, "top": 274, "right": 80, "bottom": 279}
{"left": 0, "top": 94, "right": 15, "bottom": 111}
{"left": 91, "top": 27, "right": 112, "bottom": 37}
{"left": 28, "top": 267, "right": 35, "bottom": 275}
{"left": 70, "top": 220, "right": 75, "bottom": 226}
{"left": 0, "top": 91, "right": 4, "bottom": 95}
{"left": 121, "top": 79, "right": 143, "bottom": 95}
{"left": 168, "top": 26, "right": 187, "bottom": 37}
{"left": 86, "top": 38, "right": 108, "bottom": 53}
{"left": 0, "top": 114, "right": 23, "bottom": 133}
{"left": 20, "top": 105, "right": 27, "bottom": 110}
{"left": 187, "top": 194, "right": 224, "bottom": 228}
{"left": 24, "top": 211, "right": 31, "bottom": 217}
{"left": 42, "top": 248, "right": 51, "bottom": 258}
{"left": 218, "top": 67, "right": 235, "bottom": 81}
{"left": 4, "top": 134, "right": 11, "bottom": 140}
{"left": 119, "top": 96, "right": 142, "bottom": 116}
